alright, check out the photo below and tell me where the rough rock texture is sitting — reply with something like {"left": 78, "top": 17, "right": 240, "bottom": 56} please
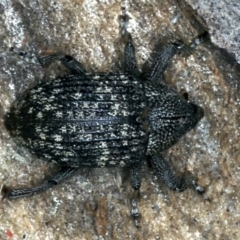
{"left": 186, "top": 0, "right": 240, "bottom": 63}
{"left": 0, "top": 0, "right": 239, "bottom": 239}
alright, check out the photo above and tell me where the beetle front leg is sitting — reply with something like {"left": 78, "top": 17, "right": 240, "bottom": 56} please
{"left": 2, "top": 166, "right": 78, "bottom": 199}
{"left": 147, "top": 32, "right": 209, "bottom": 82}
{"left": 130, "top": 165, "right": 142, "bottom": 227}
{"left": 147, "top": 43, "right": 179, "bottom": 82}
{"left": 150, "top": 154, "right": 205, "bottom": 194}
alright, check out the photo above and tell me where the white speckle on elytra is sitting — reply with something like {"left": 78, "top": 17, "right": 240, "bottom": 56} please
{"left": 52, "top": 134, "right": 63, "bottom": 142}
{"left": 28, "top": 107, "right": 33, "bottom": 114}
{"left": 44, "top": 104, "right": 52, "bottom": 111}
{"left": 39, "top": 133, "right": 46, "bottom": 140}
{"left": 60, "top": 125, "right": 67, "bottom": 133}
{"left": 56, "top": 111, "right": 63, "bottom": 118}
{"left": 37, "top": 112, "right": 43, "bottom": 119}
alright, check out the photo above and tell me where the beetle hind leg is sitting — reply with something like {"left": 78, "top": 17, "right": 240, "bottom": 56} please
{"left": 2, "top": 166, "right": 78, "bottom": 199}
{"left": 10, "top": 47, "right": 86, "bottom": 75}
{"left": 38, "top": 53, "right": 86, "bottom": 74}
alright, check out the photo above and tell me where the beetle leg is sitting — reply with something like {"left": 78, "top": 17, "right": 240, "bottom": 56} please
{"left": 147, "top": 31, "right": 209, "bottom": 82}
{"left": 123, "top": 35, "right": 140, "bottom": 75}
{"left": 2, "top": 166, "right": 78, "bottom": 199}
{"left": 119, "top": 6, "right": 128, "bottom": 37}
{"left": 10, "top": 47, "right": 86, "bottom": 75}
{"left": 150, "top": 154, "right": 205, "bottom": 194}
{"left": 188, "top": 31, "right": 209, "bottom": 50}
{"left": 130, "top": 165, "right": 142, "bottom": 227}
{"left": 120, "top": 11, "right": 140, "bottom": 75}
{"left": 38, "top": 53, "right": 86, "bottom": 74}
{"left": 147, "top": 43, "right": 179, "bottom": 82}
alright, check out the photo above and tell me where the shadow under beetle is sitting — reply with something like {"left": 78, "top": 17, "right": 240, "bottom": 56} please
{"left": 3, "top": 14, "right": 206, "bottom": 226}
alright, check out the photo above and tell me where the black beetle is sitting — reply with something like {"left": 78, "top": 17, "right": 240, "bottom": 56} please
{"left": 3, "top": 14, "right": 206, "bottom": 225}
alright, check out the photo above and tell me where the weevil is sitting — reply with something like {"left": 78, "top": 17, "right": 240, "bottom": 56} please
{"left": 2, "top": 14, "right": 206, "bottom": 225}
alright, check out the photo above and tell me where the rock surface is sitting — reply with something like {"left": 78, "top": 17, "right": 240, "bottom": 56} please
{"left": 187, "top": 0, "right": 240, "bottom": 63}
{"left": 0, "top": 0, "right": 239, "bottom": 239}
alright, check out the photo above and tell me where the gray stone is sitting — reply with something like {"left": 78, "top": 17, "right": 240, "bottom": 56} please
{"left": 187, "top": 0, "right": 240, "bottom": 63}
